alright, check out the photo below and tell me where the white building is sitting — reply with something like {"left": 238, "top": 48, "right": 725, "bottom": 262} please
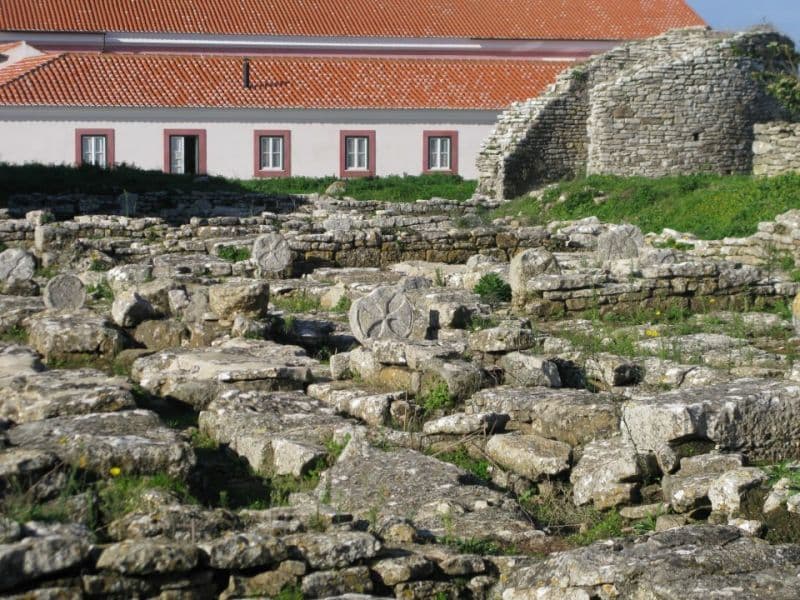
{"left": 0, "top": 0, "right": 705, "bottom": 180}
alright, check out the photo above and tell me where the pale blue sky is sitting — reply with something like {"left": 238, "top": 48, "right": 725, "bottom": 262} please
{"left": 688, "top": 0, "right": 799, "bottom": 45}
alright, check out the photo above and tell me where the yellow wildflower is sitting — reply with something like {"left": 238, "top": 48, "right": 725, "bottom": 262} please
{"left": 78, "top": 455, "right": 88, "bottom": 469}
{"left": 109, "top": 466, "right": 122, "bottom": 477}
{"left": 709, "top": 298, "right": 716, "bottom": 304}
{"left": 644, "top": 328, "right": 660, "bottom": 338}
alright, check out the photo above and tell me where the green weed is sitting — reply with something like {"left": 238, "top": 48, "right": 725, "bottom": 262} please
{"left": 435, "top": 447, "right": 490, "bottom": 481}
{"left": 272, "top": 292, "right": 320, "bottom": 313}
{"left": 420, "top": 381, "right": 453, "bottom": 414}
{"left": 217, "top": 245, "right": 251, "bottom": 262}
{"left": 474, "top": 272, "right": 512, "bottom": 305}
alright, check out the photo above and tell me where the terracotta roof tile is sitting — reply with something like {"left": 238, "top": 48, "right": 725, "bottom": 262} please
{"left": 1, "top": 0, "right": 706, "bottom": 40}
{"left": 0, "top": 52, "right": 58, "bottom": 86}
{"left": 0, "top": 52, "right": 572, "bottom": 110}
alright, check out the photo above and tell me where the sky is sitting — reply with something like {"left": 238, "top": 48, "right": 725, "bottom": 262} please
{"left": 688, "top": 0, "right": 800, "bottom": 45}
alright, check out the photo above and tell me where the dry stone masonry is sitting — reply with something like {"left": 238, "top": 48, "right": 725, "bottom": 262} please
{"left": 477, "top": 28, "right": 796, "bottom": 199}
{"left": 753, "top": 121, "right": 800, "bottom": 176}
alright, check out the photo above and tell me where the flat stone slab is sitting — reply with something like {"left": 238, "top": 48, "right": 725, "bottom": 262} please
{"left": 199, "top": 390, "right": 349, "bottom": 476}
{"left": 504, "top": 525, "right": 800, "bottom": 599}
{"left": 25, "top": 310, "right": 125, "bottom": 361}
{"left": 622, "top": 379, "right": 800, "bottom": 470}
{"left": 466, "top": 386, "right": 619, "bottom": 447}
{"left": 0, "top": 295, "right": 44, "bottom": 333}
{"left": 132, "top": 338, "right": 317, "bottom": 409}
{"left": 314, "top": 438, "right": 538, "bottom": 546}
{"left": 485, "top": 433, "right": 571, "bottom": 480}
{"left": 0, "top": 367, "right": 135, "bottom": 423}
{"left": 7, "top": 409, "right": 195, "bottom": 479}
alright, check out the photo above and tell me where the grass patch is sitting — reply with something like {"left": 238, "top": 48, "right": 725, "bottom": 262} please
{"left": 272, "top": 291, "right": 321, "bottom": 313}
{"left": 439, "top": 535, "right": 511, "bottom": 555}
{"left": 331, "top": 296, "right": 352, "bottom": 314}
{"left": 566, "top": 510, "right": 624, "bottom": 546}
{"left": 217, "top": 245, "right": 251, "bottom": 262}
{"left": 519, "top": 483, "right": 623, "bottom": 546}
{"left": 0, "top": 164, "right": 475, "bottom": 204}
{"left": 492, "top": 173, "right": 800, "bottom": 239}
{"left": 98, "top": 473, "right": 196, "bottom": 523}
{"left": 473, "top": 273, "right": 512, "bottom": 305}
{"left": 0, "top": 325, "right": 27, "bottom": 344}
{"left": 435, "top": 447, "right": 490, "bottom": 481}
{"left": 86, "top": 280, "right": 114, "bottom": 302}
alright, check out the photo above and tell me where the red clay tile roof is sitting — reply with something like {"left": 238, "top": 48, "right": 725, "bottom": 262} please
{"left": 0, "top": 52, "right": 572, "bottom": 110}
{"left": 0, "top": 42, "right": 23, "bottom": 54}
{"left": 0, "top": 53, "right": 57, "bottom": 86}
{"left": 1, "top": 0, "right": 706, "bottom": 40}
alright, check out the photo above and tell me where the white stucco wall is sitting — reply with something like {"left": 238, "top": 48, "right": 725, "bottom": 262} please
{"left": 0, "top": 108, "right": 499, "bottom": 180}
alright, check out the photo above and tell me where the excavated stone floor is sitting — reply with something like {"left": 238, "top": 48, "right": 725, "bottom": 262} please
{"left": 2, "top": 198, "right": 800, "bottom": 598}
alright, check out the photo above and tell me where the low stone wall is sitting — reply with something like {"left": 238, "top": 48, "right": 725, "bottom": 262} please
{"left": 753, "top": 122, "right": 800, "bottom": 176}
{"left": 3, "top": 197, "right": 562, "bottom": 273}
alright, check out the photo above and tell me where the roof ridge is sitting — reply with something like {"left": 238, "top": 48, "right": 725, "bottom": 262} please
{"left": 0, "top": 52, "right": 63, "bottom": 89}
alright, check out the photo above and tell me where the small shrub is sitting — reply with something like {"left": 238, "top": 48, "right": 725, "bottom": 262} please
{"left": 217, "top": 245, "right": 251, "bottom": 262}
{"left": 420, "top": 380, "right": 453, "bottom": 414}
{"left": 439, "top": 536, "right": 509, "bottom": 555}
{"left": 474, "top": 273, "right": 512, "bottom": 305}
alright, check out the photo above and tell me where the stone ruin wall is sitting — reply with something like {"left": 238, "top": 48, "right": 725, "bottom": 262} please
{"left": 477, "top": 28, "right": 795, "bottom": 199}
{"left": 753, "top": 121, "right": 800, "bottom": 176}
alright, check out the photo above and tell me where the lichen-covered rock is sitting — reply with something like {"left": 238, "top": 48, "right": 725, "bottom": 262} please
{"left": 0, "top": 533, "right": 91, "bottom": 592}
{"left": 95, "top": 540, "right": 199, "bottom": 575}
{"left": 282, "top": 531, "right": 380, "bottom": 570}
{"left": 133, "top": 318, "right": 190, "bottom": 350}
{"left": 622, "top": 379, "right": 800, "bottom": 471}
{"left": 485, "top": 433, "right": 571, "bottom": 480}
{"left": 199, "top": 532, "right": 287, "bottom": 570}
{"left": 571, "top": 437, "right": 647, "bottom": 509}
{"left": 596, "top": 224, "right": 645, "bottom": 262}
{"left": 199, "top": 390, "right": 348, "bottom": 476}
{"left": 372, "top": 554, "right": 434, "bottom": 586}
{"left": 509, "top": 248, "right": 560, "bottom": 300}
{"left": 208, "top": 279, "right": 270, "bottom": 320}
{"left": 25, "top": 310, "right": 125, "bottom": 362}
{"left": 111, "top": 291, "right": 158, "bottom": 328}
{"left": 8, "top": 410, "right": 195, "bottom": 479}
{"left": 422, "top": 412, "right": 509, "bottom": 436}
{"left": 469, "top": 326, "right": 537, "bottom": 353}
{"left": 467, "top": 386, "right": 618, "bottom": 447}
{"left": 708, "top": 467, "right": 768, "bottom": 516}
{"left": 222, "top": 560, "right": 306, "bottom": 599}
{"left": 662, "top": 453, "right": 744, "bottom": 513}
{"left": 498, "top": 353, "right": 561, "bottom": 388}
{"left": 0, "top": 368, "right": 135, "bottom": 423}
{"left": 132, "top": 338, "right": 317, "bottom": 409}
{"left": 301, "top": 566, "right": 373, "bottom": 598}
{"left": 503, "top": 525, "right": 800, "bottom": 599}
{"left": 108, "top": 503, "right": 240, "bottom": 542}
{"left": 314, "top": 439, "right": 536, "bottom": 545}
